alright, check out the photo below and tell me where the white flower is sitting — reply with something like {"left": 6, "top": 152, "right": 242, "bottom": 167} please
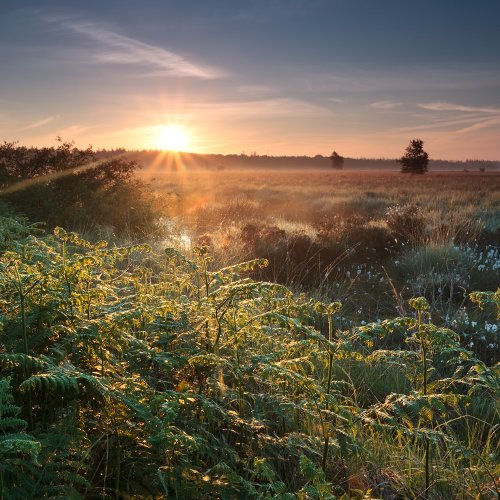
{"left": 471, "top": 321, "right": 477, "bottom": 328}
{"left": 360, "top": 320, "right": 366, "bottom": 326}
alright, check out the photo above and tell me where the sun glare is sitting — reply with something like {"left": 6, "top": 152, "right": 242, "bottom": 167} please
{"left": 156, "top": 125, "right": 189, "bottom": 151}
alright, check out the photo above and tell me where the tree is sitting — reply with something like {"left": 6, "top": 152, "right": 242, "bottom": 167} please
{"left": 330, "top": 150, "right": 344, "bottom": 170}
{"left": 398, "top": 139, "right": 429, "bottom": 174}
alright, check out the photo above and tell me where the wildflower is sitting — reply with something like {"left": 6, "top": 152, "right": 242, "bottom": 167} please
{"left": 360, "top": 320, "right": 366, "bottom": 326}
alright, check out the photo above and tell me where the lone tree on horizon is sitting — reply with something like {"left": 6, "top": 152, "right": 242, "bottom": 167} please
{"left": 330, "top": 150, "right": 344, "bottom": 169}
{"left": 398, "top": 139, "right": 429, "bottom": 174}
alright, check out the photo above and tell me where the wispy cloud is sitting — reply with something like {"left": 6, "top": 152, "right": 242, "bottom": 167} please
{"left": 455, "top": 117, "right": 500, "bottom": 134}
{"left": 387, "top": 100, "right": 500, "bottom": 139}
{"left": 188, "top": 98, "right": 333, "bottom": 118}
{"left": 369, "top": 100, "right": 402, "bottom": 109}
{"left": 22, "top": 115, "right": 58, "bottom": 130}
{"left": 236, "top": 85, "right": 276, "bottom": 96}
{"left": 301, "top": 66, "right": 500, "bottom": 94}
{"left": 135, "top": 96, "right": 333, "bottom": 120}
{"left": 418, "top": 102, "right": 500, "bottom": 114}
{"left": 55, "top": 124, "right": 95, "bottom": 139}
{"left": 51, "top": 19, "right": 222, "bottom": 79}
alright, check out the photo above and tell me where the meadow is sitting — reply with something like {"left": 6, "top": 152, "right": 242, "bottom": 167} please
{"left": 146, "top": 168, "right": 499, "bottom": 359}
{"left": 0, "top": 146, "right": 499, "bottom": 499}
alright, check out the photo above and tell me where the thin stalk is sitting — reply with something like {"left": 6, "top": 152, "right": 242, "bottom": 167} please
{"left": 15, "top": 267, "right": 34, "bottom": 429}
{"left": 417, "top": 308, "right": 430, "bottom": 499}
{"left": 321, "top": 314, "right": 335, "bottom": 472}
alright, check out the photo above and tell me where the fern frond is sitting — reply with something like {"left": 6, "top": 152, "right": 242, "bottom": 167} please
{"left": 19, "top": 372, "right": 79, "bottom": 394}
{"left": 0, "top": 353, "right": 50, "bottom": 371}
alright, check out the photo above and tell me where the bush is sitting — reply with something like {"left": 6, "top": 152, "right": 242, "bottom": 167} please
{"left": 385, "top": 204, "right": 426, "bottom": 246}
{"left": 395, "top": 244, "right": 474, "bottom": 314}
{"left": 0, "top": 140, "right": 161, "bottom": 238}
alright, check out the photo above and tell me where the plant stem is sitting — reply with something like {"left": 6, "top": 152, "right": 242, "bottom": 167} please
{"left": 16, "top": 269, "right": 34, "bottom": 430}
{"left": 417, "top": 308, "right": 430, "bottom": 499}
{"left": 322, "top": 314, "right": 334, "bottom": 472}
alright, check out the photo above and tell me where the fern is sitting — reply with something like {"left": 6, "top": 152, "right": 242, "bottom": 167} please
{"left": 0, "top": 377, "right": 41, "bottom": 499}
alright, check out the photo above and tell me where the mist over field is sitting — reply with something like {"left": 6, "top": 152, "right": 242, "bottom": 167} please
{"left": 1, "top": 0, "right": 499, "bottom": 498}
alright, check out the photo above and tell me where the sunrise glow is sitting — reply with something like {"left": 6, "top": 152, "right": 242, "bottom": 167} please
{"left": 155, "top": 125, "right": 189, "bottom": 151}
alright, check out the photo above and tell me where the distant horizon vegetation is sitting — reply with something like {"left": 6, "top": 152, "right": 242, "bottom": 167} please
{"left": 6, "top": 137, "right": 500, "bottom": 171}
{"left": 100, "top": 149, "right": 500, "bottom": 172}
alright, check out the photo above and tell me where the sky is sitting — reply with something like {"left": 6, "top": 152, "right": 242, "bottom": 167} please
{"left": 1, "top": 0, "right": 500, "bottom": 160}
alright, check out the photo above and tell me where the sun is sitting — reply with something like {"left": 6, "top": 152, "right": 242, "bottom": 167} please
{"left": 156, "top": 125, "right": 189, "bottom": 151}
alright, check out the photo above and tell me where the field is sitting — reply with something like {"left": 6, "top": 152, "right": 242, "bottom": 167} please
{"left": 143, "top": 169, "right": 500, "bottom": 237}
{"left": 1, "top": 149, "right": 499, "bottom": 499}
{"left": 145, "top": 168, "right": 499, "bottom": 347}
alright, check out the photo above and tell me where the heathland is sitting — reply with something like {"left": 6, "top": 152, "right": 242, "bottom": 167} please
{"left": 0, "top": 143, "right": 498, "bottom": 498}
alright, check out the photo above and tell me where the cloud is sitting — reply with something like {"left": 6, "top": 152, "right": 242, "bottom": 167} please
{"left": 300, "top": 66, "right": 500, "bottom": 94}
{"left": 455, "top": 117, "right": 500, "bottom": 134}
{"left": 22, "top": 115, "right": 58, "bottom": 130}
{"left": 417, "top": 102, "right": 500, "bottom": 114}
{"left": 386, "top": 99, "right": 500, "bottom": 141}
{"left": 53, "top": 19, "right": 222, "bottom": 79}
{"left": 369, "top": 100, "right": 402, "bottom": 109}
{"left": 177, "top": 97, "right": 334, "bottom": 120}
{"left": 55, "top": 124, "right": 95, "bottom": 139}
{"left": 236, "top": 85, "right": 276, "bottom": 96}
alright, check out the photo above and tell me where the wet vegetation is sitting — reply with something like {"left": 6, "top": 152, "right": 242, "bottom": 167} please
{"left": 0, "top": 143, "right": 498, "bottom": 498}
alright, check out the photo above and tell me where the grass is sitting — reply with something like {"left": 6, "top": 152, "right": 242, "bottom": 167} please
{"left": 140, "top": 168, "right": 499, "bottom": 322}
{"left": 140, "top": 170, "right": 499, "bottom": 256}
{"left": 1, "top": 156, "right": 498, "bottom": 498}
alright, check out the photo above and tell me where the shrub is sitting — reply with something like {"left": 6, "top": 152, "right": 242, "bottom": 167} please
{"left": 394, "top": 244, "right": 474, "bottom": 315}
{"left": 0, "top": 140, "right": 161, "bottom": 238}
{"left": 385, "top": 204, "right": 426, "bottom": 246}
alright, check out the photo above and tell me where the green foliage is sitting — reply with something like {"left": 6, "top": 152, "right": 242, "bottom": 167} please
{"left": 470, "top": 288, "right": 500, "bottom": 318}
{"left": 0, "top": 140, "right": 160, "bottom": 237}
{"left": 0, "top": 377, "right": 41, "bottom": 499}
{"left": 0, "top": 218, "right": 498, "bottom": 498}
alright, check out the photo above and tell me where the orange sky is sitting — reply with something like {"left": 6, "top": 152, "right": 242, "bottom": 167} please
{"left": 2, "top": 1, "right": 500, "bottom": 160}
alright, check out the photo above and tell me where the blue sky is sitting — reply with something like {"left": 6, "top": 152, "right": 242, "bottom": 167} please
{"left": 1, "top": 0, "right": 500, "bottom": 159}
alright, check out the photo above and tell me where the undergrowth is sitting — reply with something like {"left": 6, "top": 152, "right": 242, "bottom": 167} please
{"left": 0, "top": 217, "right": 498, "bottom": 498}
